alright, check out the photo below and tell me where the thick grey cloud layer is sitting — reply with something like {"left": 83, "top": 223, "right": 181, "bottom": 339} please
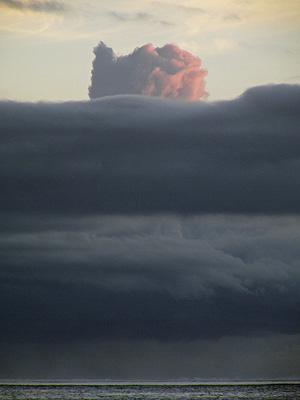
{"left": 1, "top": 84, "right": 300, "bottom": 378}
{"left": 0, "top": 85, "right": 300, "bottom": 341}
{"left": 1, "top": 84, "right": 300, "bottom": 216}
{"left": 1, "top": 214, "right": 300, "bottom": 343}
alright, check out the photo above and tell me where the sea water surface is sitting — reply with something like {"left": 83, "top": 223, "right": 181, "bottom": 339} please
{"left": 0, "top": 381, "right": 299, "bottom": 400}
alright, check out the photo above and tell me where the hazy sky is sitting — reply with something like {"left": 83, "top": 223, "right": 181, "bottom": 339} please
{"left": 1, "top": 0, "right": 300, "bottom": 101}
{"left": 1, "top": 0, "right": 300, "bottom": 382}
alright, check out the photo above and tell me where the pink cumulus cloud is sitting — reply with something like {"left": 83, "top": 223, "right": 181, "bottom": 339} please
{"left": 89, "top": 42, "right": 208, "bottom": 100}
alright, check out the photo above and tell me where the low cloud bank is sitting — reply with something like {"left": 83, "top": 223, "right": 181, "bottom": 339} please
{"left": 89, "top": 42, "right": 208, "bottom": 100}
{"left": 1, "top": 84, "right": 300, "bottom": 346}
{"left": 1, "top": 84, "right": 300, "bottom": 215}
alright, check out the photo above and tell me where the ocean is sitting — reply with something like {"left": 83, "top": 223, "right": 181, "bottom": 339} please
{"left": 0, "top": 382, "right": 300, "bottom": 400}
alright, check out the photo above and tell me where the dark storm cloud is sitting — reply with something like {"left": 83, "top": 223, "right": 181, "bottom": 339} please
{"left": 2, "top": 334, "right": 300, "bottom": 380}
{"left": 1, "top": 214, "right": 300, "bottom": 342}
{"left": 0, "top": 0, "right": 65, "bottom": 13}
{"left": 1, "top": 276, "right": 299, "bottom": 342}
{"left": 1, "top": 84, "right": 300, "bottom": 216}
{"left": 1, "top": 84, "right": 300, "bottom": 347}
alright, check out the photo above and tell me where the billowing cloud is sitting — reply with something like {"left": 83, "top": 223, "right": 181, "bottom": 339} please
{"left": 88, "top": 42, "right": 208, "bottom": 100}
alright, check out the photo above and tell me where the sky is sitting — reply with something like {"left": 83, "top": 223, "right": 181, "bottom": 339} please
{"left": 1, "top": 0, "right": 300, "bottom": 382}
{"left": 1, "top": 0, "right": 300, "bottom": 101}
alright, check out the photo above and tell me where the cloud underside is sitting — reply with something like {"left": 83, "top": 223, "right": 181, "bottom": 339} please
{"left": 1, "top": 214, "right": 300, "bottom": 343}
{"left": 1, "top": 84, "right": 300, "bottom": 345}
